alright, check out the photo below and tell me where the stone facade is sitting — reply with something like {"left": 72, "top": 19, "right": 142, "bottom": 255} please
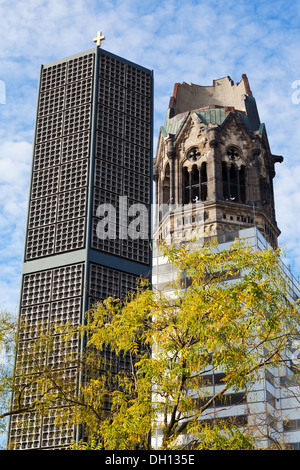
{"left": 154, "top": 75, "right": 283, "bottom": 248}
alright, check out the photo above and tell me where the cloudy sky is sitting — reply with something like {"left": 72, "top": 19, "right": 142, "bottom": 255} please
{"left": 0, "top": 0, "right": 300, "bottom": 314}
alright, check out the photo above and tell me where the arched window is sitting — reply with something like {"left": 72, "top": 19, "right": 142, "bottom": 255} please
{"left": 183, "top": 163, "right": 207, "bottom": 204}
{"left": 200, "top": 162, "right": 207, "bottom": 201}
{"left": 183, "top": 167, "right": 190, "bottom": 204}
{"left": 229, "top": 164, "right": 238, "bottom": 201}
{"left": 222, "top": 161, "right": 247, "bottom": 203}
{"left": 163, "top": 163, "right": 170, "bottom": 204}
{"left": 240, "top": 165, "right": 246, "bottom": 203}
{"left": 191, "top": 165, "right": 200, "bottom": 203}
{"left": 183, "top": 166, "right": 196, "bottom": 204}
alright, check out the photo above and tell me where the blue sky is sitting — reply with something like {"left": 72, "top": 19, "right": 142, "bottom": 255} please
{"left": 1, "top": 0, "right": 300, "bottom": 314}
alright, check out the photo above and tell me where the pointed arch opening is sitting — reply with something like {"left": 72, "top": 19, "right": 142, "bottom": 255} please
{"left": 183, "top": 163, "right": 207, "bottom": 204}
{"left": 183, "top": 166, "right": 190, "bottom": 204}
{"left": 240, "top": 165, "right": 246, "bottom": 203}
{"left": 191, "top": 165, "right": 200, "bottom": 203}
{"left": 229, "top": 164, "right": 238, "bottom": 201}
{"left": 222, "top": 162, "right": 247, "bottom": 203}
{"left": 200, "top": 162, "right": 207, "bottom": 201}
{"left": 163, "top": 163, "right": 170, "bottom": 205}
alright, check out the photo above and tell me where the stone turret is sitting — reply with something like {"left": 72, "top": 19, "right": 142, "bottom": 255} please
{"left": 154, "top": 75, "right": 283, "bottom": 248}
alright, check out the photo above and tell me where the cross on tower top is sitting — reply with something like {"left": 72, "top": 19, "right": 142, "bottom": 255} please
{"left": 93, "top": 30, "right": 105, "bottom": 47}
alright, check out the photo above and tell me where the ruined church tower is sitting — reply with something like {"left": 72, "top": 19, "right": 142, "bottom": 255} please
{"left": 153, "top": 75, "right": 282, "bottom": 248}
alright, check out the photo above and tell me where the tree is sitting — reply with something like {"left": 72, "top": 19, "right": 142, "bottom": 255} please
{"left": 3, "top": 237, "right": 300, "bottom": 450}
{"left": 72, "top": 237, "right": 300, "bottom": 450}
{"left": 0, "top": 310, "right": 17, "bottom": 448}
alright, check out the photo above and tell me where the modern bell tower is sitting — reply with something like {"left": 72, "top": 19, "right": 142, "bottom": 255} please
{"left": 8, "top": 33, "right": 153, "bottom": 450}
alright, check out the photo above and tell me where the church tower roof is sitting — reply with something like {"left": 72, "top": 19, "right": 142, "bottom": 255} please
{"left": 162, "top": 75, "right": 262, "bottom": 137}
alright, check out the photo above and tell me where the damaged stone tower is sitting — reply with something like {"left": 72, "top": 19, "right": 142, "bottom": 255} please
{"left": 154, "top": 75, "right": 283, "bottom": 248}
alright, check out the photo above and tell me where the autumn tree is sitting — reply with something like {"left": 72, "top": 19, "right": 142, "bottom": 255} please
{"left": 72, "top": 237, "right": 300, "bottom": 450}
{"left": 0, "top": 310, "right": 17, "bottom": 447}
{"left": 2, "top": 237, "right": 300, "bottom": 450}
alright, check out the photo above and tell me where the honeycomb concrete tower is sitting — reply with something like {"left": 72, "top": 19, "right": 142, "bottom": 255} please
{"left": 8, "top": 35, "right": 153, "bottom": 449}
{"left": 154, "top": 75, "right": 282, "bottom": 247}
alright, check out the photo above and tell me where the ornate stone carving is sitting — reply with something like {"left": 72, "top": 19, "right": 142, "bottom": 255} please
{"left": 187, "top": 147, "right": 201, "bottom": 162}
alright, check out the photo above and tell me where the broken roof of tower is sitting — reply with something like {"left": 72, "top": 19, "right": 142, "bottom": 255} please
{"left": 161, "top": 75, "right": 264, "bottom": 137}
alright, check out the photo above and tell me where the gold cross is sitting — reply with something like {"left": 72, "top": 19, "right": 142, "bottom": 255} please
{"left": 93, "top": 30, "right": 105, "bottom": 47}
